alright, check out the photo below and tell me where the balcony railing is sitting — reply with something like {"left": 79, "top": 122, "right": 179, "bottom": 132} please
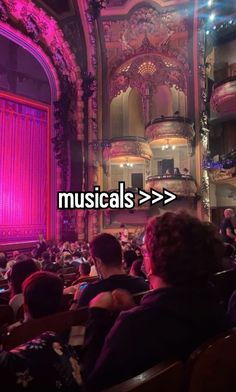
{"left": 103, "top": 136, "right": 152, "bottom": 161}
{"left": 146, "top": 174, "right": 197, "bottom": 197}
{"left": 145, "top": 116, "right": 195, "bottom": 143}
{"left": 210, "top": 76, "right": 236, "bottom": 116}
{"left": 204, "top": 150, "right": 236, "bottom": 182}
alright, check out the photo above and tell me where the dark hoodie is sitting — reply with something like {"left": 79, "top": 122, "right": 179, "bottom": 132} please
{"left": 82, "top": 284, "right": 229, "bottom": 391}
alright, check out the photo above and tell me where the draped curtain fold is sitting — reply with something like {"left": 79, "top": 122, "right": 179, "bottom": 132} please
{"left": 0, "top": 93, "right": 50, "bottom": 243}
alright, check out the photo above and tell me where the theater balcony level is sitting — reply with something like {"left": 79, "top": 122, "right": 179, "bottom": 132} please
{"left": 145, "top": 117, "right": 195, "bottom": 146}
{"left": 103, "top": 136, "right": 152, "bottom": 162}
{"left": 145, "top": 175, "right": 198, "bottom": 198}
{"left": 211, "top": 77, "right": 236, "bottom": 118}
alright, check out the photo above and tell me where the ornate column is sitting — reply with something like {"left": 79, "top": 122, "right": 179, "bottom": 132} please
{"left": 193, "top": 0, "right": 210, "bottom": 219}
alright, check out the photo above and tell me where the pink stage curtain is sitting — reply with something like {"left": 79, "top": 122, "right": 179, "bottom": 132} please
{"left": 0, "top": 93, "right": 50, "bottom": 243}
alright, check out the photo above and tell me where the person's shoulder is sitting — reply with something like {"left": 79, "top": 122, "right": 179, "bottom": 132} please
{"left": 116, "top": 302, "right": 153, "bottom": 329}
{"left": 78, "top": 280, "right": 102, "bottom": 306}
{"left": 126, "top": 275, "right": 149, "bottom": 289}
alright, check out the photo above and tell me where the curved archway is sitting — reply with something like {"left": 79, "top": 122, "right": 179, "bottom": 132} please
{"left": 0, "top": 22, "right": 60, "bottom": 101}
{"left": 0, "top": 29, "right": 59, "bottom": 243}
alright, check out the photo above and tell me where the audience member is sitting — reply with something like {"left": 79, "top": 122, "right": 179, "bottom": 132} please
{"left": 76, "top": 233, "right": 149, "bottom": 307}
{"left": 81, "top": 212, "right": 229, "bottom": 390}
{"left": 221, "top": 243, "right": 235, "bottom": 270}
{"left": 42, "top": 251, "right": 59, "bottom": 273}
{"left": 123, "top": 250, "right": 138, "bottom": 271}
{"left": 129, "top": 260, "right": 146, "bottom": 280}
{"left": 79, "top": 262, "right": 91, "bottom": 279}
{"left": 35, "top": 234, "right": 47, "bottom": 258}
{"left": 0, "top": 252, "right": 7, "bottom": 273}
{"left": 220, "top": 208, "right": 236, "bottom": 245}
{"left": 9, "top": 259, "right": 39, "bottom": 318}
{"left": 23, "top": 271, "right": 63, "bottom": 320}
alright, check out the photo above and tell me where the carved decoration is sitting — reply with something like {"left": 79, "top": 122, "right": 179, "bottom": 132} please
{"left": 2, "top": 0, "right": 81, "bottom": 83}
{"left": 208, "top": 167, "right": 236, "bottom": 183}
{"left": 146, "top": 117, "right": 195, "bottom": 142}
{"left": 110, "top": 52, "right": 187, "bottom": 98}
{"left": 210, "top": 77, "right": 236, "bottom": 115}
{"left": 146, "top": 176, "right": 197, "bottom": 198}
{"left": 102, "top": 6, "right": 189, "bottom": 71}
{"left": 88, "top": 0, "right": 108, "bottom": 20}
{"left": 103, "top": 138, "right": 152, "bottom": 161}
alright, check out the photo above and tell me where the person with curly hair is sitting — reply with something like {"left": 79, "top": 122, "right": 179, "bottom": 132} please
{"left": 81, "top": 211, "right": 230, "bottom": 391}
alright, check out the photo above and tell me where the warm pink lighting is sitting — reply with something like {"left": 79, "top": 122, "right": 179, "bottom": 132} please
{"left": 0, "top": 91, "right": 51, "bottom": 243}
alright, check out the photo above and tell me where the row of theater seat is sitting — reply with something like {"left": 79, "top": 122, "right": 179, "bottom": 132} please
{"left": 1, "top": 304, "right": 236, "bottom": 392}
{"left": 104, "top": 325, "right": 236, "bottom": 392}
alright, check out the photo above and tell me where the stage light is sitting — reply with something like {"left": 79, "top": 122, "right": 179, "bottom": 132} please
{"left": 229, "top": 20, "right": 233, "bottom": 24}
{"left": 209, "top": 12, "right": 215, "bottom": 22}
{"left": 206, "top": 30, "right": 210, "bottom": 35}
{"left": 213, "top": 25, "right": 216, "bottom": 30}
{"left": 208, "top": 0, "right": 213, "bottom": 7}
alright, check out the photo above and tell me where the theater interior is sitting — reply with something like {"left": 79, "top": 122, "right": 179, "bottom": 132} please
{"left": 0, "top": 0, "right": 236, "bottom": 391}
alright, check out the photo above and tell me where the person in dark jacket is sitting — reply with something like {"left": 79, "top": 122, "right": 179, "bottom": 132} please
{"left": 75, "top": 233, "right": 149, "bottom": 308}
{"left": 81, "top": 212, "right": 230, "bottom": 390}
{"left": 220, "top": 208, "right": 236, "bottom": 245}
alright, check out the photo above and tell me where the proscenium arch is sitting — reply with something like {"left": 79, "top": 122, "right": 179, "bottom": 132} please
{"left": 0, "top": 21, "right": 61, "bottom": 240}
{"left": 0, "top": 22, "right": 60, "bottom": 100}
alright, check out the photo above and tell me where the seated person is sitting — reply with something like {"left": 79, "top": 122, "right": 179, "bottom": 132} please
{"left": 0, "top": 331, "right": 82, "bottom": 391}
{"left": 81, "top": 212, "right": 230, "bottom": 390}
{"left": 42, "top": 251, "right": 55, "bottom": 272}
{"left": 221, "top": 243, "right": 235, "bottom": 270}
{"left": 64, "top": 262, "right": 92, "bottom": 295}
{"left": 0, "top": 252, "right": 7, "bottom": 275}
{"left": 174, "top": 167, "right": 181, "bottom": 177}
{"left": 23, "top": 271, "right": 64, "bottom": 321}
{"left": 129, "top": 259, "right": 146, "bottom": 280}
{"left": 123, "top": 250, "right": 138, "bottom": 272}
{"left": 9, "top": 259, "right": 39, "bottom": 318}
{"left": 75, "top": 233, "right": 149, "bottom": 308}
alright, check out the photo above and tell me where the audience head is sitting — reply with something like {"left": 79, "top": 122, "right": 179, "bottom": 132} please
{"left": 79, "top": 262, "right": 91, "bottom": 277}
{"left": 224, "top": 208, "right": 234, "bottom": 219}
{"left": 135, "top": 247, "right": 142, "bottom": 258}
{"left": 63, "top": 253, "right": 73, "bottom": 264}
{"left": 16, "top": 254, "right": 28, "bottom": 263}
{"left": 55, "top": 254, "right": 63, "bottom": 267}
{"left": 38, "top": 234, "right": 45, "bottom": 242}
{"left": 23, "top": 271, "right": 63, "bottom": 319}
{"left": 90, "top": 233, "right": 122, "bottom": 278}
{"left": 130, "top": 260, "right": 146, "bottom": 279}
{"left": 42, "top": 251, "right": 51, "bottom": 263}
{"left": 145, "top": 211, "right": 224, "bottom": 288}
{"left": 12, "top": 251, "right": 20, "bottom": 259}
{"left": 0, "top": 253, "right": 7, "bottom": 269}
{"left": 6, "top": 259, "right": 16, "bottom": 271}
{"left": 63, "top": 241, "right": 70, "bottom": 251}
{"left": 73, "top": 251, "right": 82, "bottom": 260}
{"left": 9, "top": 259, "right": 39, "bottom": 297}
{"left": 123, "top": 250, "right": 138, "bottom": 270}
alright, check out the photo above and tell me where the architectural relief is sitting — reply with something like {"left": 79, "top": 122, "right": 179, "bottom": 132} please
{"left": 102, "top": 6, "right": 189, "bottom": 71}
{"left": 103, "top": 138, "right": 152, "bottom": 161}
{"left": 110, "top": 52, "right": 187, "bottom": 99}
